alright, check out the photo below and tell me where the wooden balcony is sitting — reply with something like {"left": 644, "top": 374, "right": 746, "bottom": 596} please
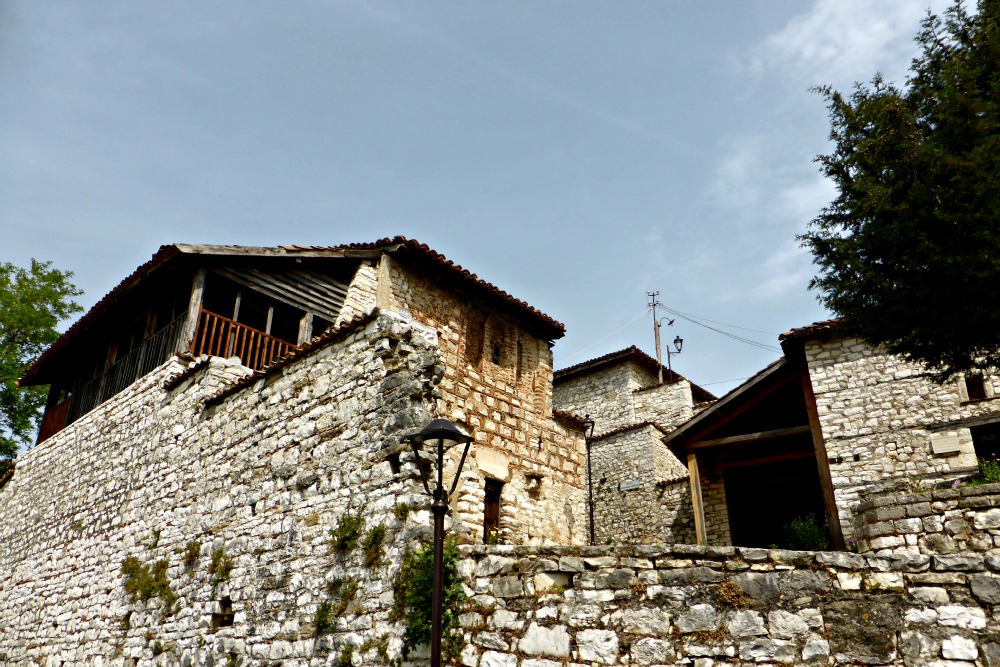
{"left": 191, "top": 308, "right": 298, "bottom": 371}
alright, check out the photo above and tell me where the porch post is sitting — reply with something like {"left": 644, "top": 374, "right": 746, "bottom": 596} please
{"left": 179, "top": 268, "right": 206, "bottom": 354}
{"left": 799, "top": 365, "right": 846, "bottom": 550}
{"left": 688, "top": 451, "right": 707, "bottom": 546}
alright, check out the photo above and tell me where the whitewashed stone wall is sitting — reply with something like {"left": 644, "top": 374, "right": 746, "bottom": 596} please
{"left": 805, "top": 337, "right": 1000, "bottom": 540}
{"left": 456, "top": 543, "right": 1000, "bottom": 666}
{"left": 590, "top": 425, "right": 693, "bottom": 546}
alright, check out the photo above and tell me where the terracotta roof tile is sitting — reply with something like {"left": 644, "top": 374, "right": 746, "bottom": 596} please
{"left": 778, "top": 319, "right": 841, "bottom": 342}
{"left": 21, "top": 237, "right": 564, "bottom": 385}
{"left": 555, "top": 346, "right": 715, "bottom": 403}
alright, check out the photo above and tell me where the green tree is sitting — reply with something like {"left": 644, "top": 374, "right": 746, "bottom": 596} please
{"left": 801, "top": 0, "right": 1000, "bottom": 380}
{"left": 0, "top": 260, "right": 83, "bottom": 458}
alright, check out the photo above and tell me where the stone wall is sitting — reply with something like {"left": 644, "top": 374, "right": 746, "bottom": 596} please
{"left": 804, "top": 336, "right": 1000, "bottom": 539}
{"left": 385, "top": 257, "right": 588, "bottom": 545}
{"left": 633, "top": 380, "right": 696, "bottom": 432}
{"left": 855, "top": 479, "right": 1000, "bottom": 557}
{"left": 0, "top": 311, "right": 444, "bottom": 665}
{"left": 456, "top": 543, "right": 1000, "bottom": 666}
{"left": 553, "top": 363, "right": 646, "bottom": 436}
{"left": 589, "top": 425, "right": 693, "bottom": 546}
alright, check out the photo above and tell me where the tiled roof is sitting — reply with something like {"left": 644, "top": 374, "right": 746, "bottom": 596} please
{"left": 778, "top": 319, "right": 841, "bottom": 342}
{"left": 21, "top": 237, "right": 564, "bottom": 386}
{"left": 554, "top": 346, "right": 716, "bottom": 403}
{"left": 281, "top": 237, "right": 565, "bottom": 338}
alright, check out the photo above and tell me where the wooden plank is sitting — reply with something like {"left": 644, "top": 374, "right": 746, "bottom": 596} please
{"left": 215, "top": 267, "right": 345, "bottom": 320}
{"left": 799, "top": 363, "right": 846, "bottom": 550}
{"left": 690, "top": 424, "right": 812, "bottom": 449}
{"left": 688, "top": 452, "right": 707, "bottom": 546}
{"left": 174, "top": 244, "right": 386, "bottom": 260}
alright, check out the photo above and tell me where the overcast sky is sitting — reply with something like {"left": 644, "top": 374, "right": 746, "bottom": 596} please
{"left": 1, "top": 0, "right": 950, "bottom": 396}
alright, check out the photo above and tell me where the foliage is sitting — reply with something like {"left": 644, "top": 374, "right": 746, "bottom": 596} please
{"left": 329, "top": 512, "right": 364, "bottom": 553}
{"left": 0, "top": 259, "right": 82, "bottom": 458}
{"left": 120, "top": 556, "right": 178, "bottom": 616}
{"left": 965, "top": 456, "right": 1000, "bottom": 485}
{"left": 784, "top": 514, "right": 829, "bottom": 551}
{"left": 391, "top": 538, "right": 466, "bottom": 662}
{"left": 209, "top": 547, "right": 234, "bottom": 592}
{"left": 393, "top": 502, "right": 411, "bottom": 522}
{"left": 183, "top": 541, "right": 200, "bottom": 569}
{"left": 335, "top": 644, "right": 354, "bottom": 667}
{"left": 800, "top": 0, "right": 1000, "bottom": 380}
{"left": 148, "top": 528, "right": 160, "bottom": 550}
{"left": 314, "top": 600, "right": 334, "bottom": 635}
{"left": 362, "top": 524, "right": 387, "bottom": 568}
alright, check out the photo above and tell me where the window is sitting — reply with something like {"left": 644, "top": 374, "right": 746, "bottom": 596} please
{"left": 212, "top": 596, "right": 234, "bottom": 628}
{"left": 966, "top": 374, "right": 988, "bottom": 402}
{"left": 483, "top": 479, "right": 503, "bottom": 543}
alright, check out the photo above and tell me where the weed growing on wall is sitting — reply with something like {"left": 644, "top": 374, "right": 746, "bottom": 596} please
{"left": 120, "top": 556, "right": 178, "bottom": 617}
{"left": 329, "top": 511, "right": 364, "bottom": 552}
{"left": 391, "top": 538, "right": 466, "bottom": 662}
{"left": 148, "top": 529, "right": 161, "bottom": 550}
{"left": 393, "top": 502, "right": 411, "bottom": 522}
{"left": 966, "top": 457, "right": 1000, "bottom": 486}
{"left": 209, "top": 547, "right": 234, "bottom": 592}
{"left": 335, "top": 644, "right": 354, "bottom": 667}
{"left": 362, "top": 524, "right": 387, "bottom": 568}
{"left": 183, "top": 541, "right": 200, "bottom": 570}
{"left": 314, "top": 601, "right": 334, "bottom": 635}
{"left": 716, "top": 580, "right": 753, "bottom": 609}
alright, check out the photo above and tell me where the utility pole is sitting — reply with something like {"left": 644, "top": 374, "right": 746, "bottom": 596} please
{"left": 647, "top": 291, "right": 682, "bottom": 384}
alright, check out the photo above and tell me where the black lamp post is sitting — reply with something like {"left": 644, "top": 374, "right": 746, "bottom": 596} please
{"left": 403, "top": 418, "right": 474, "bottom": 667}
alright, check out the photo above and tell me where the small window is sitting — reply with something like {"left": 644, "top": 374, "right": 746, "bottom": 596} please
{"left": 212, "top": 596, "right": 234, "bottom": 628}
{"left": 483, "top": 479, "right": 503, "bottom": 543}
{"left": 966, "top": 374, "right": 988, "bottom": 402}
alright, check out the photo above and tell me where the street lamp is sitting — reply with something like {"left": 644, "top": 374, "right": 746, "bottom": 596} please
{"left": 403, "top": 418, "right": 474, "bottom": 667}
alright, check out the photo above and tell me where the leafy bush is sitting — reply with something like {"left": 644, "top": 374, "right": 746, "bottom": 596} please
{"left": 784, "top": 514, "right": 829, "bottom": 551}
{"left": 183, "top": 541, "right": 200, "bottom": 569}
{"left": 391, "top": 538, "right": 466, "bottom": 661}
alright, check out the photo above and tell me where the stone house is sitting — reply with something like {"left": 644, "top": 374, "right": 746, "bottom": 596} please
{"left": 16, "top": 238, "right": 589, "bottom": 547}
{"left": 663, "top": 319, "right": 1000, "bottom": 551}
{"left": 552, "top": 347, "right": 714, "bottom": 545}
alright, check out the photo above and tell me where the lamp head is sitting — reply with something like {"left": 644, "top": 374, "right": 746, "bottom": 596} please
{"left": 673, "top": 336, "right": 683, "bottom": 354}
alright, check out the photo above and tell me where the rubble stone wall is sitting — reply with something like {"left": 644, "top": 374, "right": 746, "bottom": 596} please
{"left": 553, "top": 363, "right": 646, "bottom": 436}
{"left": 804, "top": 337, "right": 1000, "bottom": 539}
{"left": 0, "top": 312, "right": 444, "bottom": 666}
{"left": 589, "top": 425, "right": 693, "bottom": 546}
{"left": 456, "top": 543, "right": 1000, "bottom": 667}
{"left": 855, "top": 480, "right": 1000, "bottom": 558}
{"left": 633, "top": 380, "right": 696, "bottom": 432}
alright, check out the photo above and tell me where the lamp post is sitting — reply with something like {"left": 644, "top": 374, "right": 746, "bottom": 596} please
{"left": 404, "top": 418, "right": 474, "bottom": 667}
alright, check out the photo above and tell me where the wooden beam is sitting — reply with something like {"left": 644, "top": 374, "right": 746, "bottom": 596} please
{"left": 179, "top": 268, "right": 206, "bottom": 354}
{"left": 714, "top": 450, "right": 815, "bottom": 472}
{"left": 689, "top": 452, "right": 707, "bottom": 546}
{"left": 799, "top": 363, "right": 846, "bottom": 550}
{"left": 672, "top": 363, "right": 798, "bottom": 445}
{"left": 690, "top": 424, "right": 811, "bottom": 449}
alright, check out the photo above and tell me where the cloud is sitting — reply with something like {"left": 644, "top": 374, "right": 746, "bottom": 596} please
{"left": 750, "top": 0, "right": 952, "bottom": 88}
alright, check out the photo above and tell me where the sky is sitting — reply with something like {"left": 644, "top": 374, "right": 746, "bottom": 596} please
{"left": 1, "top": 0, "right": 952, "bottom": 397}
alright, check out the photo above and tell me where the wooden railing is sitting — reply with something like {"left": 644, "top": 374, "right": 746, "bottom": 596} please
{"left": 192, "top": 308, "right": 298, "bottom": 371}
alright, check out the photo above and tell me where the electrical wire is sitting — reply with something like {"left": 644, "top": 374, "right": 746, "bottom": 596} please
{"left": 660, "top": 306, "right": 780, "bottom": 336}
{"left": 661, "top": 305, "right": 782, "bottom": 353}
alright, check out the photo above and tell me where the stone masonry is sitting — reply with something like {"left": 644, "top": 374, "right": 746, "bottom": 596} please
{"left": 804, "top": 335, "right": 1000, "bottom": 540}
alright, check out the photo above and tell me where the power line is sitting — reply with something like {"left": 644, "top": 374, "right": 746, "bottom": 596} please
{"left": 660, "top": 305, "right": 782, "bottom": 353}
{"left": 660, "top": 306, "right": 780, "bottom": 336}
